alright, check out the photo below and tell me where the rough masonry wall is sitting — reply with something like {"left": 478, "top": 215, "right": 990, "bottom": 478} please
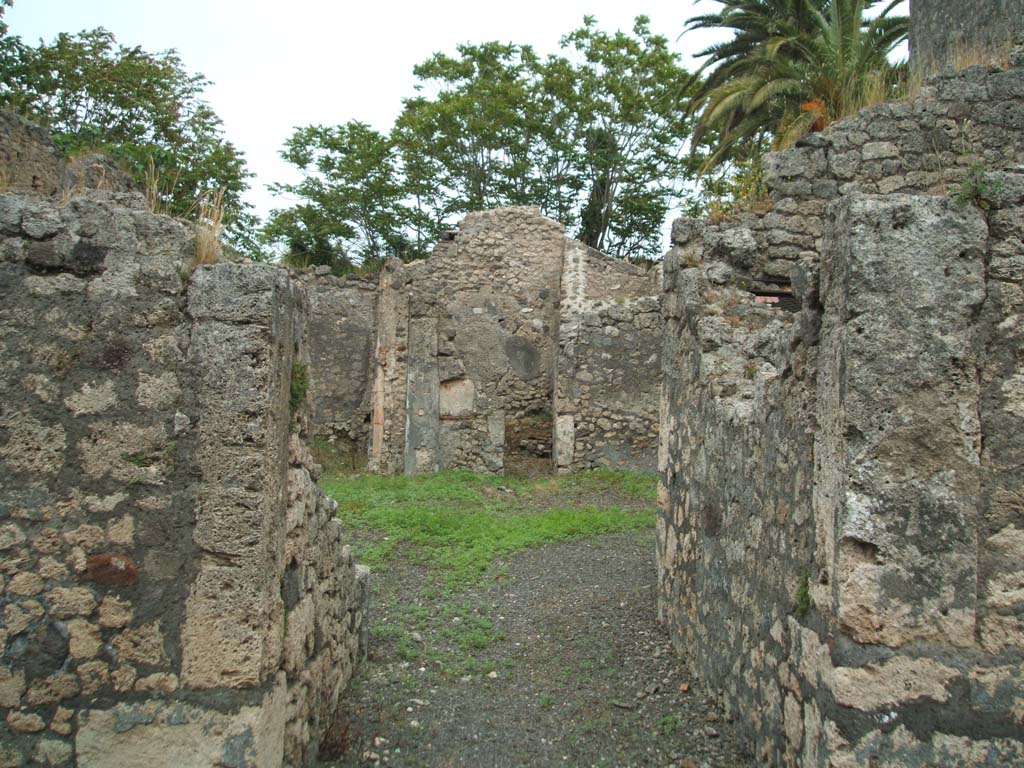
{"left": 369, "top": 207, "right": 565, "bottom": 474}
{"left": 910, "top": 0, "right": 1024, "bottom": 68}
{"left": 0, "top": 131, "right": 367, "bottom": 766}
{"left": 0, "top": 111, "right": 142, "bottom": 201}
{"left": 659, "top": 56, "right": 1024, "bottom": 766}
{"left": 367, "top": 207, "right": 664, "bottom": 476}
{"left": 299, "top": 271, "right": 377, "bottom": 468}
{"left": 554, "top": 240, "right": 661, "bottom": 472}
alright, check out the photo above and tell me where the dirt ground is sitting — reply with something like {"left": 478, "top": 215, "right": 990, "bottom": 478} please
{"left": 319, "top": 530, "right": 755, "bottom": 768}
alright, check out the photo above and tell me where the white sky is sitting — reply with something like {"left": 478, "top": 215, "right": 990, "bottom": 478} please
{"left": 6, "top": 0, "right": 730, "bottom": 227}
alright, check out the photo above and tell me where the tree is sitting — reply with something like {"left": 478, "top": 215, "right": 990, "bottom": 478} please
{"left": 0, "top": 26, "right": 255, "bottom": 250}
{"left": 559, "top": 16, "right": 697, "bottom": 257}
{"left": 263, "top": 122, "right": 419, "bottom": 273}
{"left": 271, "top": 17, "right": 697, "bottom": 263}
{"left": 393, "top": 42, "right": 546, "bottom": 222}
{"left": 686, "top": 0, "right": 907, "bottom": 167}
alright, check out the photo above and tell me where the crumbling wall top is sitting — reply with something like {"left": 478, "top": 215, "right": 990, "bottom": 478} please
{"left": 910, "top": 0, "right": 1024, "bottom": 69}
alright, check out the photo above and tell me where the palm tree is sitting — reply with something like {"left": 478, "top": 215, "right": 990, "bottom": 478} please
{"left": 686, "top": 0, "right": 907, "bottom": 168}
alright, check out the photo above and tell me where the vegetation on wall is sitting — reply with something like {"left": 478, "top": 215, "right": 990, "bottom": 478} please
{"left": 0, "top": 12, "right": 257, "bottom": 253}
{"left": 0, "top": 1, "right": 915, "bottom": 265}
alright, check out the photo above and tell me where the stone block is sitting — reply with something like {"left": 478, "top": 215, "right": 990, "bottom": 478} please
{"left": 76, "top": 685, "right": 287, "bottom": 768}
{"left": 820, "top": 194, "right": 988, "bottom": 648}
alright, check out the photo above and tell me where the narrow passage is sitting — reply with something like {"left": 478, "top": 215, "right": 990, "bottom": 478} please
{"left": 317, "top": 472, "right": 753, "bottom": 768}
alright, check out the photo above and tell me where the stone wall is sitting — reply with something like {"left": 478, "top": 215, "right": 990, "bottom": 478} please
{"left": 0, "top": 111, "right": 67, "bottom": 197}
{"left": 554, "top": 241, "right": 661, "bottom": 472}
{"left": 910, "top": 0, "right": 1024, "bottom": 69}
{"left": 0, "top": 131, "right": 367, "bottom": 766}
{"left": 367, "top": 207, "right": 664, "bottom": 476}
{"left": 658, "top": 55, "right": 1024, "bottom": 766}
{"left": 298, "top": 271, "right": 377, "bottom": 469}
{"left": 0, "top": 111, "right": 139, "bottom": 200}
{"left": 369, "top": 207, "right": 564, "bottom": 475}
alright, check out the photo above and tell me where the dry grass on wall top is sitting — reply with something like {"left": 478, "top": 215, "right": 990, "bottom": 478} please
{"left": 144, "top": 157, "right": 224, "bottom": 270}
{"left": 193, "top": 187, "right": 224, "bottom": 267}
{"left": 950, "top": 34, "right": 1017, "bottom": 71}
{"left": 904, "top": 36, "right": 1019, "bottom": 101}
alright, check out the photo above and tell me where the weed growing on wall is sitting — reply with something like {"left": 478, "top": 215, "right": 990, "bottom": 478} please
{"left": 954, "top": 164, "right": 1003, "bottom": 210}
{"left": 193, "top": 188, "right": 224, "bottom": 267}
{"left": 793, "top": 567, "right": 811, "bottom": 618}
{"left": 289, "top": 362, "right": 309, "bottom": 414}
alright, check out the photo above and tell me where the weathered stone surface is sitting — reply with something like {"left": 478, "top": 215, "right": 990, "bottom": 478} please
{"left": 910, "top": 0, "right": 1024, "bottom": 69}
{"left": 97, "top": 596, "right": 133, "bottom": 629}
{"left": 658, "top": 55, "right": 1024, "bottom": 767}
{"left": 76, "top": 687, "right": 287, "bottom": 768}
{"left": 86, "top": 553, "right": 138, "bottom": 586}
{"left": 7, "top": 710, "right": 45, "bottom": 733}
{"left": 66, "top": 619, "right": 102, "bottom": 660}
{"left": 555, "top": 240, "right": 660, "bottom": 473}
{"left": 371, "top": 207, "right": 571, "bottom": 474}
{"left": 366, "top": 208, "right": 662, "bottom": 475}
{"left": 832, "top": 657, "right": 960, "bottom": 710}
{"left": 113, "top": 623, "right": 167, "bottom": 667}
{"left": 822, "top": 194, "right": 987, "bottom": 649}
{"left": 1, "top": 120, "right": 368, "bottom": 767}
{"left": 0, "top": 666, "right": 25, "bottom": 708}
{"left": 299, "top": 272, "right": 378, "bottom": 467}
{"left": 0, "top": 110, "right": 64, "bottom": 196}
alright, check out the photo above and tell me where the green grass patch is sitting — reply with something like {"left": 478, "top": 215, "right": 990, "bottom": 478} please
{"left": 368, "top": 600, "right": 509, "bottom": 677}
{"left": 794, "top": 567, "right": 811, "bottom": 618}
{"left": 322, "top": 469, "right": 655, "bottom": 589}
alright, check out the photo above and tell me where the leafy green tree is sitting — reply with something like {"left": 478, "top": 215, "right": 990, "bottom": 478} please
{"left": 393, "top": 42, "right": 545, "bottom": 221}
{"left": 560, "top": 16, "right": 696, "bottom": 257}
{"left": 686, "top": 0, "right": 907, "bottom": 167}
{"left": 0, "top": 26, "right": 255, "bottom": 249}
{"left": 263, "top": 122, "right": 421, "bottom": 273}
{"left": 267, "top": 17, "right": 697, "bottom": 263}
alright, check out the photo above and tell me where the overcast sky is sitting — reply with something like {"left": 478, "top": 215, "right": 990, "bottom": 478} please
{"left": 6, "top": 0, "right": 732, "bottom": 225}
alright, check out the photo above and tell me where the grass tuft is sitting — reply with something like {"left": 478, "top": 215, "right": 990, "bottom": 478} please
{"left": 144, "top": 156, "right": 182, "bottom": 215}
{"left": 954, "top": 164, "right": 1003, "bottom": 210}
{"left": 950, "top": 36, "right": 1015, "bottom": 72}
{"left": 193, "top": 188, "right": 224, "bottom": 268}
{"left": 794, "top": 567, "right": 811, "bottom": 618}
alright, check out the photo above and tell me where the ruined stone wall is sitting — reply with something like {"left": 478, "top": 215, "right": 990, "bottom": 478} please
{"left": 367, "top": 207, "right": 664, "bottom": 476}
{"left": 554, "top": 241, "right": 661, "bottom": 472}
{"left": 369, "top": 207, "right": 565, "bottom": 474}
{"left": 910, "top": 0, "right": 1024, "bottom": 69}
{"left": 0, "top": 132, "right": 367, "bottom": 766}
{"left": 0, "top": 111, "right": 139, "bottom": 200}
{"left": 0, "top": 111, "right": 68, "bottom": 197}
{"left": 658, "top": 57, "right": 1024, "bottom": 766}
{"left": 299, "top": 271, "right": 377, "bottom": 469}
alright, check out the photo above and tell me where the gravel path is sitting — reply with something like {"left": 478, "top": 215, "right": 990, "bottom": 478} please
{"left": 320, "top": 531, "right": 754, "bottom": 768}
